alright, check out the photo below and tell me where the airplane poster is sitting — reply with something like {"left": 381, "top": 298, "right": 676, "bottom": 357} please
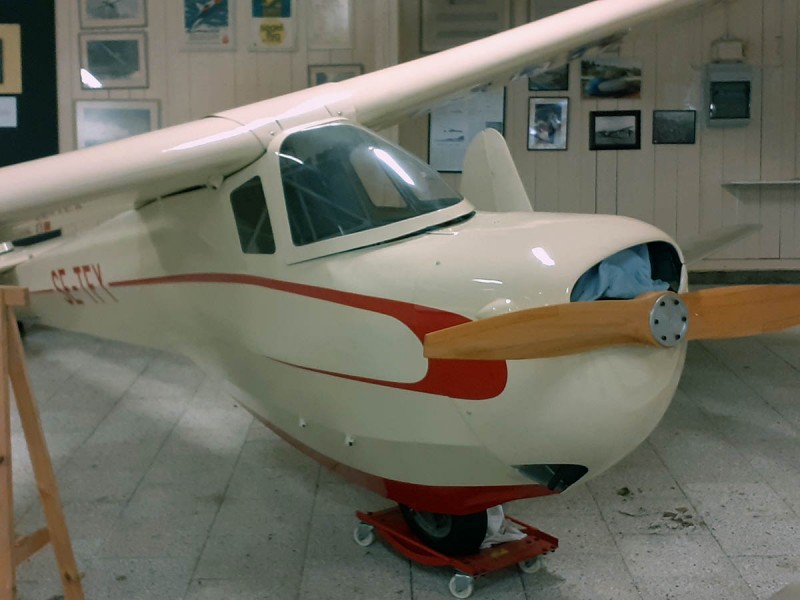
{"left": 183, "top": 0, "right": 234, "bottom": 49}
{"left": 250, "top": 0, "right": 296, "bottom": 51}
{"left": 428, "top": 88, "right": 505, "bottom": 172}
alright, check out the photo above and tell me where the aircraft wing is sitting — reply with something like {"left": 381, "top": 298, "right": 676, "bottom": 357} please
{"left": 220, "top": 0, "right": 713, "bottom": 131}
{"left": 0, "top": 0, "right": 712, "bottom": 242}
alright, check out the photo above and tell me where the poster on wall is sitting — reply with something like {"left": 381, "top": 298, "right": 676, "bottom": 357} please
{"left": 421, "top": 0, "right": 510, "bottom": 53}
{"left": 308, "top": 0, "right": 353, "bottom": 50}
{"left": 0, "top": 24, "right": 22, "bottom": 95}
{"left": 428, "top": 87, "right": 505, "bottom": 172}
{"left": 183, "top": 0, "right": 235, "bottom": 49}
{"left": 249, "top": 0, "right": 296, "bottom": 51}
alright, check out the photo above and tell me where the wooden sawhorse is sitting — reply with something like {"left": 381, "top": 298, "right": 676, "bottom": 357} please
{"left": 0, "top": 286, "right": 83, "bottom": 599}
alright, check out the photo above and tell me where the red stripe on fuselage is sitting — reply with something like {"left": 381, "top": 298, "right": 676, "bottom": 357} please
{"left": 109, "top": 273, "right": 508, "bottom": 400}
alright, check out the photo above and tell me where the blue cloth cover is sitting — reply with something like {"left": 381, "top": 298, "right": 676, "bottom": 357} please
{"left": 571, "top": 244, "right": 669, "bottom": 302}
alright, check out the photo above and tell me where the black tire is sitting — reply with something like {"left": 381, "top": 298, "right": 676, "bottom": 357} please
{"left": 400, "top": 505, "right": 487, "bottom": 556}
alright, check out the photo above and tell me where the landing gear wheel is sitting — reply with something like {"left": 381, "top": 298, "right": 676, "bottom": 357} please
{"left": 353, "top": 522, "right": 375, "bottom": 547}
{"left": 448, "top": 573, "right": 474, "bottom": 599}
{"left": 400, "top": 505, "right": 488, "bottom": 556}
{"left": 518, "top": 555, "right": 542, "bottom": 574}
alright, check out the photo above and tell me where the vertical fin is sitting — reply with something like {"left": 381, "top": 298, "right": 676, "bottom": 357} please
{"left": 460, "top": 129, "right": 533, "bottom": 213}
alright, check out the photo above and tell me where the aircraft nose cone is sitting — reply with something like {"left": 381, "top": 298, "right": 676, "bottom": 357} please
{"left": 649, "top": 293, "right": 689, "bottom": 347}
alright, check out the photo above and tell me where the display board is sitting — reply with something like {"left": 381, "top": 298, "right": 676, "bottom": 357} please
{"left": 0, "top": 0, "right": 58, "bottom": 167}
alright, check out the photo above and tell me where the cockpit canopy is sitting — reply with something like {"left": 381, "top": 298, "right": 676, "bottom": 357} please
{"left": 278, "top": 122, "right": 463, "bottom": 246}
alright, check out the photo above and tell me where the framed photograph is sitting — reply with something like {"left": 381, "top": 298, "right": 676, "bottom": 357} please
{"left": 421, "top": 0, "right": 511, "bottom": 53}
{"left": 308, "top": 63, "right": 364, "bottom": 87}
{"left": 79, "top": 0, "right": 147, "bottom": 28}
{"left": 428, "top": 87, "right": 505, "bottom": 172}
{"left": 581, "top": 55, "right": 642, "bottom": 99}
{"left": 308, "top": 0, "right": 353, "bottom": 50}
{"left": 79, "top": 32, "right": 148, "bottom": 89}
{"left": 528, "top": 63, "right": 569, "bottom": 92}
{"left": 653, "top": 110, "right": 696, "bottom": 144}
{"left": 589, "top": 110, "right": 641, "bottom": 151}
{"left": 528, "top": 98, "right": 568, "bottom": 150}
{"left": 183, "top": 0, "right": 235, "bottom": 49}
{"left": 0, "top": 24, "right": 22, "bottom": 95}
{"left": 75, "top": 100, "right": 159, "bottom": 149}
{"left": 249, "top": 0, "right": 296, "bottom": 51}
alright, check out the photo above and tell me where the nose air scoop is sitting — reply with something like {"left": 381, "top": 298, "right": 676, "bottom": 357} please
{"left": 649, "top": 293, "right": 688, "bottom": 348}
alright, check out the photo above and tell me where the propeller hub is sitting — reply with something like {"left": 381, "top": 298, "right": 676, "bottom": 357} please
{"left": 649, "top": 293, "right": 688, "bottom": 347}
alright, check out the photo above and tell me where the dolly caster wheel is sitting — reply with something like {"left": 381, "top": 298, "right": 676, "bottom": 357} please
{"left": 448, "top": 572, "right": 474, "bottom": 599}
{"left": 518, "top": 555, "right": 542, "bottom": 574}
{"left": 353, "top": 522, "right": 375, "bottom": 547}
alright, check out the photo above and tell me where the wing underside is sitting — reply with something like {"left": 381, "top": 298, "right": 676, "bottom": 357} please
{"left": 0, "top": 0, "right": 716, "bottom": 245}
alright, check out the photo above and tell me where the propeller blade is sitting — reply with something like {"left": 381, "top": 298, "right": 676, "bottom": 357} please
{"left": 423, "top": 285, "right": 800, "bottom": 361}
{"left": 683, "top": 285, "right": 800, "bottom": 340}
{"left": 424, "top": 292, "right": 664, "bottom": 361}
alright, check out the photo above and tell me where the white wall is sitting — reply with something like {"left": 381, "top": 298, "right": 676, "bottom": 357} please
{"left": 55, "top": 0, "right": 800, "bottom": 271}
{"left": 400, "top": 0, "right": 800, "bottom": 271}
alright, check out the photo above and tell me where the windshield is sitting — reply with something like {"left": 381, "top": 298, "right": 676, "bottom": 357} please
{"left": 279, "top": 122, "right": 462, "bottom": 246}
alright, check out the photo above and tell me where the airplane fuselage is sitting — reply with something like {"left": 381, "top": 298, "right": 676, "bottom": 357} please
{"left": 8, "top": 132, "right": 688, "bottom": 514}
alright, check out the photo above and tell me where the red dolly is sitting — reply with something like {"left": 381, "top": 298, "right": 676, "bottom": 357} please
{"left": 353, "top": 507, "right": 558, "bottom": 598}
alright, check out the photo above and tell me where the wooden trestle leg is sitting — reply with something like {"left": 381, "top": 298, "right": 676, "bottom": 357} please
{"left": 0, "top": 286, "right": 84, "bottom": 600}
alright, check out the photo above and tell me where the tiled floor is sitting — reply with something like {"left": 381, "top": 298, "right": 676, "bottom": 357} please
{"left": 8, "top": 325, "right": 800, "bottom": 599}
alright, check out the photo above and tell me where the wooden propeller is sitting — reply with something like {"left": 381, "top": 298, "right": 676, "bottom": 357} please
{"left": 423, "top": 285, "right": 800, "bottom": 361}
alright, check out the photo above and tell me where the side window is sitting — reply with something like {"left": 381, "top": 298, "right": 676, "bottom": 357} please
{"left": 230, "top": 176, "right": 275, "bottom": 254}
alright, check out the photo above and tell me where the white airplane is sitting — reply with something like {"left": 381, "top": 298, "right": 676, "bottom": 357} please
{"left": 0, "top": 0, "right": 796, "bottom": 558}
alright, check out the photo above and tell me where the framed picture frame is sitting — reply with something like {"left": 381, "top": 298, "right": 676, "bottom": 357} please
{"left": 308, "top": 0, "right": 353, "bottom": 50}
{"left": 589, "top": 110, "right": 641, "bottom": 151}
{"left": 0, "top": 24, "right": 22, "bottom": 95}
{"left": 79, "top": 32, "right": 148, "bottom": 89}
{"left": 182, "top": 0, "right": 235, "bottom": 50}
{"left": 421, "top": 0, "right": 511, "bottom": 53}
{"left": 249, "top": 0, "right": 297, "bottom": 51}
{"left": 308, "top": 63, "right": 364, "bottom": 87}
{"left": 79, "top": 0, "right": 147, "bottom": 29}
{"left": 653, "top": 110, "right": 696, "bottom": 144}
{"left": 528, "top": 63, "right": 569, "bottom": 92}
{"left": 75, "top": 100, "right": 159, "bottom": 149}
{"left": 528, "top": 97, "right": 568, "bottom": 150}
{"left": 428, "top": 87, "right": 506, "bottom": 172}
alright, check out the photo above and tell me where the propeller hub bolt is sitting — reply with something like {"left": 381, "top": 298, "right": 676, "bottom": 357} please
{"left": 649, "top": 293, "right": 688, "bottom": 347}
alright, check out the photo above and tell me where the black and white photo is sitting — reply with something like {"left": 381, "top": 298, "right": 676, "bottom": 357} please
{"left": 528, "top": 63, "right": 569, "bottom": 92}
{"left": 75, "top": 100, "right": 159, "bottom": 149}
{"left": 589, "top": 110, "right": 641, "bottom": 150}
{"left": 308, "top": 63, "right": 363, "bottom": 87}
{"left": 80, "top": 0, "right": 147, "bottom": 28}
{"left": 79, "top": 32, "right": 148, "bottom": 89}
{"left": 653, "top": 110, "right": 696, "bottom": 144}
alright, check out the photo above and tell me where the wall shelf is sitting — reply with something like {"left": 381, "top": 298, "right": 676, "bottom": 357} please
{"left": 724, "top": 180, "right": 800, "bottom": 187}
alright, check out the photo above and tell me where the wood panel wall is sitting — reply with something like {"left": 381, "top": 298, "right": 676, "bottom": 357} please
{"left": 400, "top": 0, "right": 800, "bottom": 271}
{"left": 53, "top": 0, "right": 800, "bottom": 271}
